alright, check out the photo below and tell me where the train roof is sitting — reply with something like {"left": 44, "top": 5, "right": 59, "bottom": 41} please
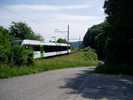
{"left": 21, "top": 39, "right": 70, "bottom": 46}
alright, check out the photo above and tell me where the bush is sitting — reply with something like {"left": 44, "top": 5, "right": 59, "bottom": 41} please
{"left": 0, "top": 23, "right": 42, "bottom": 66}
{"left": 0, "top": 26, "right": 11, "bottom": 64}
{"left": 95, "top": 63, "right": 133, "bottom": 75}
{"left": 80, "top": 48, "right": 98, "bottom": 61}
{"left": 11, "top": 45, "right": 34, "bottom": 66}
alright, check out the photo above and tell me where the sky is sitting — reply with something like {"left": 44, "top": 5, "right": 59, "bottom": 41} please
{"left": 0, "top": 0, "right": 105, "bottom": 42}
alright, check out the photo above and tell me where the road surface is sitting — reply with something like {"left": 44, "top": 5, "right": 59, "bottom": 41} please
{"left": 0, "top": 67, "right": 133, "bottom": 100}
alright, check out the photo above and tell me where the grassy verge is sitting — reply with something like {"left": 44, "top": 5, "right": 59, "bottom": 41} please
{"left": 0, "top": 50, "right": 98, "bottom": 78}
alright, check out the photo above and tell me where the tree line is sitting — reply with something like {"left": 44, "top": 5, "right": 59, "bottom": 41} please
{"left": 0, "top": 22, "right": 43, "bottom": 66}
{"left": 83, "top": 0, "right": 133, "bottom": 74}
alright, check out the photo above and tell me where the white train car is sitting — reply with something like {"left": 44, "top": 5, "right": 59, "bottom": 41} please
{"left": 21, "top": 40, "right": 71, "bottom": 59}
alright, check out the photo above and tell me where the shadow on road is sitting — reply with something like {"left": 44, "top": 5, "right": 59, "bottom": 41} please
{"left": 60, "top": 68, "right": 133, "bottom": 99}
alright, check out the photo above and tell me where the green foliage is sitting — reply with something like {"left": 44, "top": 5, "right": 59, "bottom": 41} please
{"left": 0, "top": 22, "right": 44, "bottom": 66}
{"left": 0, "top": 25, "right": 34, "bottom": 66}
{"left": 56, "top": 38, "right": 67, "bottom": 43}
{"left": 104, "top": 0, "right": 133, "bottom": 28}
{"left": 95, "top": 22, "right": 111, "bottom": 60}
{"left": 0, "top": 26, "right": 12, "bottom": 64}
{"left": 83, "top": 21, "right": 111, "bottom": 60}
{"left": 0, "top": 51, "right": 98, "bottom": 78}
{"left": 9, "top": 22, "right": 43, "bottom": 41}
{"left": 11, "top": 45, "right": 33, "bottom": 66}
{"left": 83, "top": 22, "right": 107, "bottom": 48}
{"left": 95, "top": 64, "right": 133, "bottom": 75}
{"left": 103, "top": 0, "right": 133, "bottom": 65}
{"left": 95, "top": 0, "right": 133, "bottom": 74}
{"left": 80, "top": 48, "right": 98, "bottom": 61}
{"left": 83, "top": 0, "right": 133, "bottom": 65}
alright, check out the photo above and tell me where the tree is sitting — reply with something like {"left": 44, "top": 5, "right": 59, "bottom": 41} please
{"left": 9, "top": 22, "right": 43, "bottom": 41}
{"left": 0, "top": 25, "right": 34, "bottom": 66}
{"left": 104, "top": 0, "right": 133, "bottom": 65}
{"left": 56, "top": 38, "right": 67, "bottom": 43}
{"left": 83, "top": 22, "right": 108, "bottom": 48}
{"left": 83, "top": 21, "right": 111, "bottom": 60}
{"left": 0, "top": 26, "right": 12, "bottom": 63}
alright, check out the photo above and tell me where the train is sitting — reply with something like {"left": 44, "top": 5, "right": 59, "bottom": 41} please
{"left": 20, "top": 39, "right": 71, "bottom": 59}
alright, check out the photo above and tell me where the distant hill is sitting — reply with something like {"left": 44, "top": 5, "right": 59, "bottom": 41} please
{"left": 70, "top": 41, "right": 82, "bottom": 48}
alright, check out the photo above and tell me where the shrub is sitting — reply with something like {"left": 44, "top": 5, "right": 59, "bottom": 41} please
{"left": 95, "top": 63, "right": 133, "bottom": 75}
{"left": 0, "top": 26, "right": 11, "bottom": 64}
{"left": 80, "top": 48, "right": 98, "bottom": 61}
{"left": 11, "top": 45, "right": 34, "bottom": 66}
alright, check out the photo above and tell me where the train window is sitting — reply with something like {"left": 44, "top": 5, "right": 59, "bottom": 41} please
{"left": 43, "top": 45, "right": 70, "bottom": 52}
{"left": 33, "top": 45, "right": 41, "bottom": 51}
{"left": 55, "top": 46, "right": 69, "bottom": 51}
{"left": 24, "top": 45, "right": 40, "bottom": 51}
{"left": 43, "top": 45, "right": 56, "bottom": 52}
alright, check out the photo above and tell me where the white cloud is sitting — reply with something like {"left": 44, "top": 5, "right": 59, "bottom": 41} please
{"left": 5, "top": 4, "right": 90, "bottom": 12}
{"left": 28, "top": 13, "right": 104, "bottom": 42}
{"left": 55, "top": 14, "right": 103, "bottom": 21}
{"left": 0, "top": 1, "right": 105, "bottom": 42}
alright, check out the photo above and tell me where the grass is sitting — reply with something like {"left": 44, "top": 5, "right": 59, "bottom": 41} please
{"left": 0, "top": 50, "right": 98, "bottom": 78}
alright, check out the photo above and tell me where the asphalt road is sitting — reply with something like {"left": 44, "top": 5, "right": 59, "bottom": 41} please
{"left": 0, "top": 67, "right": 133, "bottom": 100}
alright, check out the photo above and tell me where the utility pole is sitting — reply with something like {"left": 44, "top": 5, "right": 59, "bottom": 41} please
{"left": 78, "top": 35, "right": 81, "bottom": 50}
{"left": 67, "top": 24, "right": 70, "bottom": 54}
{"left": 67, "top": 24, "right": 69, "bottom": 43}
{"left": 54, "top": 24, "right": 70, "bottom": 54}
